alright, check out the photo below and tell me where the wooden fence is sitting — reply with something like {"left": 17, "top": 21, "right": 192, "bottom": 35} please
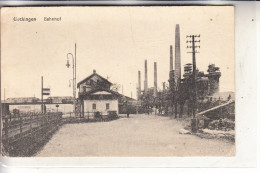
{"left": 2, "top": 112, "right": 62, "bottom": 156}
{"left": 63, "top": 111, "right": 118, "bottom": 123}
{"left": 2, "top": 111, "right": 119, "bottom": 156}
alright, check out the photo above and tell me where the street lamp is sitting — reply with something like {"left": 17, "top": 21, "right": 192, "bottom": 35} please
{"left": 66, "top": 43, "right": 77, "bottom": 116}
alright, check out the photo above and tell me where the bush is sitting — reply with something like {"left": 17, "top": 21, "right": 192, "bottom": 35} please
{"left": 94, "top": 111, "right": 102, "bottom": 119}
{"left": 108, "top": 111, "right": 118, "bottom": 119}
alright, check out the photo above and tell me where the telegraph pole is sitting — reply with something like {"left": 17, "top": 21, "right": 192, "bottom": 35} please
{"left": 75, "top": 43, "right": 77, "bottom": 110}
{"left": 186, "top": 34, "right": 200, "bottom": 132}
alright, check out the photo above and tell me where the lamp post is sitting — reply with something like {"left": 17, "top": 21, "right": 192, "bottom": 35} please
{"left": 66, "top": 43, "right": 77, "bottom": 116}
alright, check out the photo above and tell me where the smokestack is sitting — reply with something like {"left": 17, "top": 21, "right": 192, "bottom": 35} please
{"left": 170, "top": 45, "right": 173, "bottom": 71}
{"left": 154, "top": 62, "right": 157, "bottom": 97}
{"left": 163, "top": 82, "right": 165, "bottom": 92}
{"left": 138, "top": 71, "right": 141, "bottom": 100}
{"left": 175, "top": 24, "right": 181, "bottom": 83}
{"left": 169, "top": 70, "right": 175, "bottom": 90}
{"left": 144, "top": 59, "right": 148, "bottom": 92}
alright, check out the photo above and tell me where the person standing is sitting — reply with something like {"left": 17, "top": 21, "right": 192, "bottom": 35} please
{"left": 126, "top": 101, "right": 130, "bottom": 118}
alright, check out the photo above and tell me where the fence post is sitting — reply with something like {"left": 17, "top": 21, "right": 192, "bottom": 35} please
{"left": 30, "top": 114, "right": 32, "bottom": 134}
{"left": 20, "top": 116, "right": 23, "bottom": 134}
{"left": 36, "top": 113, "right": 39, "bottom": 127}
{"left": 42, "top": 113, "right": 44, "bottom": 126}
{"left": 3, "top": 117, "right": 9, "bottom": 153}
{"left": 4, "top": 117, "right": 8, "bottom": 139}
{"left": 44, "top": 113, "right": 47, "bottom": 125}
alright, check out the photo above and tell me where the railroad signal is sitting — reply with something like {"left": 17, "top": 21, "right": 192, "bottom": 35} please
{"left": 42, "top": 88, "right": 50, "bottom": 95}
{"left": 41, "top": 76, "right": 51, "bottom": 113}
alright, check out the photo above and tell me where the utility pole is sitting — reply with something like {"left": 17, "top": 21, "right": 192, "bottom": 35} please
{"left": 186, "top": 34, "right": 200, "bottom": 132}
{"left": 75, "top": 43, "right": 77, "bottom": 111}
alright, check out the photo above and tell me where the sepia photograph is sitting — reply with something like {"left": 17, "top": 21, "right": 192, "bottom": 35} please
{"left": 1, "top": 6, "right": 235, "bottom": 157}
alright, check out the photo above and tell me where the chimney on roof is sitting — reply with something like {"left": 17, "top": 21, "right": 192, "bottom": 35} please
{"left": 93, "top": 69, "right": 96, "bottom": 74}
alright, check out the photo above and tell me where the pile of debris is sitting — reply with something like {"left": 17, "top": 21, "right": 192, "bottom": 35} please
{"left": 180, "top": 100, "right": 235, "bottom": 142}
{"left": 198, "top": 128, "right": 235, "bottom": 142}
{"left": 179, "top": 127, "right": 235, "bottom": 142}
{"left": 208, "top": 118, "right": 235, "bottom": 130}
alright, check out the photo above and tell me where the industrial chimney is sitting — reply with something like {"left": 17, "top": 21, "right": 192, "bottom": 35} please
{"left": 175, "top": 24, "right": 181, "bottom": 83}
{"left": 154, "top": 62, "right": 157, "bottom": 97}
{"left": 138, "top": 70, "right": 141, "bottom": 100}
{"left": 144, "top": 60, "right": 148, "bottom": 92}
{"left": 170, "top": 45, "right": 173, "bottom": 71}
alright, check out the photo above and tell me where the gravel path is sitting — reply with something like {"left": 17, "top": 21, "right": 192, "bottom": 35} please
{"left": 36, "top": 114, "right": 235, "bottom": 157}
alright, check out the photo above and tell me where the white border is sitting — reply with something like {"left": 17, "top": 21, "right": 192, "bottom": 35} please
{"left": 0, "top": 0, "right": 259, "bottom": 171}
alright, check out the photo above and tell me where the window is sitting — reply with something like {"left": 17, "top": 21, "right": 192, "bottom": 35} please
{"left": 106, "top": 103, "right": 109, "bottom": 110}
{"left": 92, "top": 103, "right": 96, "bottom": 110}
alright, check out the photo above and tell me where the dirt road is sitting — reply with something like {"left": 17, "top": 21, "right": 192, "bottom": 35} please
{"left": 37, "top": 114, "right": 235, "bottom": 157}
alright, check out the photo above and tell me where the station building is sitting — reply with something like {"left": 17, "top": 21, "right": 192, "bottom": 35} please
{"left": 77, "top": 70, "right": 135, "bottom": 117}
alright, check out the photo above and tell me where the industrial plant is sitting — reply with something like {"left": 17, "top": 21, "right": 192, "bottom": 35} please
{"left": 135, "top": 24, "right": 232, "bottom": 123}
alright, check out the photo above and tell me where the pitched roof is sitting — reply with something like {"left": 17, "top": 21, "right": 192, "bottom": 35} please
{"left": 80, "top": 88, "right": 136, "bottom": 101}
{"left": 77, "top": 71, "right": 112, "bottom": 88}
{"left": 83, "top": 88, "right": 121, "bottom": 97}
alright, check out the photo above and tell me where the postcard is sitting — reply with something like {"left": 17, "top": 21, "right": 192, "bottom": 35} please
{"left": 1, "top": 6, "right": 235, "bottom": 158}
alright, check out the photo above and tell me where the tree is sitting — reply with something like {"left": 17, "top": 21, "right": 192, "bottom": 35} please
{"left": 139, "top": 89, "right": 154, "bottom": 114}
{"left": 178, "top": 77, "right": 193, "bottom": 118}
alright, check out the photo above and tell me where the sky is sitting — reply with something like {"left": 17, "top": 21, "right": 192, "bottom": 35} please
{"left": 1, "top": 6, "right": 235, "bottom": 100}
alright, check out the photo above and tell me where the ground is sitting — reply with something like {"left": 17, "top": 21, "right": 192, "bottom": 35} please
{"left": 36, "top": 114, "right": 235, "bottom": 157}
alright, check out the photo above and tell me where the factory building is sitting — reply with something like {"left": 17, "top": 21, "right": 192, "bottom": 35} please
{"left": 169, "top": 24, "right": 221, "bottom": 97}
{"left": 135, "top": 23, "right": 222, "bottom": 116}
{"left": 182, "top": 63, "right": 221, "bottom": 97}
{"left": 3, "top": 96, "right": 74, "bottom": 114}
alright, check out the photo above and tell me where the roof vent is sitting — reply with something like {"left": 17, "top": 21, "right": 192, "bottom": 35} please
{"left": 93, "top": 69, "right": 96, "bottom": 74}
